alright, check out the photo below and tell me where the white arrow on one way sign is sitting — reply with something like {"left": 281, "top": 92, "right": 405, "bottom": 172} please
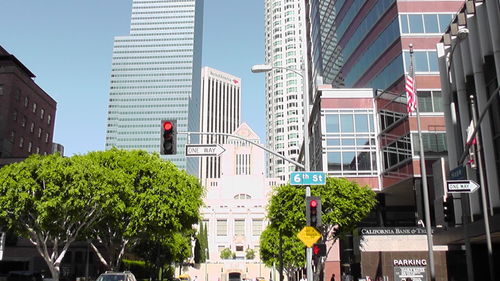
{"left": 185, "top": 144, "right": 226, "bottom": 157}
{"left": 447, "top": 180, "right": 479, "bottom": 193}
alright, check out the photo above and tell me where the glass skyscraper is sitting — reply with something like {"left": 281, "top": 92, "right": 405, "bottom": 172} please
{"left": 105, "top": 0, "right": 203, "bottom": 174}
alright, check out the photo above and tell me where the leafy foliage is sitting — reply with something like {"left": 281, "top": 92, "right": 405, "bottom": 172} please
{"left": 260, "top": 178, "right": 377, "bottom": 279}
{"left": 245, "top": 248, "right": 255, "bottom": 260}
{"left": 0, "top": 149, "right": 205, "bottom": 280}
{"left": 220, "top": 248, "right": 234, "bottom": 259}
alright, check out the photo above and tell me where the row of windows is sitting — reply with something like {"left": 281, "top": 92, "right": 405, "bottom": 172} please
{"left": 113, "top": 49, "right": 193, "bottom": 54}
{"left": 131, "top": 15, "right": 194, "bottom": 21}
{"left": 10, "top": 130, "right": 50, "bottom": 147}
{"left": 110, "top": 97, "right": 188, "bottom": 102}
{"left": 109, "top": 103, "right": 187, "bottom": 109}
{"left": 325, "top": 113, "right": 375, "bottom": 133}
{"left": 110, "top": 85, "right": 191, "bottom": 89}
{"left": 112, "top": 61, "right": 192, "bottom": 66}
{"left": 345, "top": 19, "right": 399, "bottom": 86}
{"left": 130, "top": 26, "right": 193, "bottom": 31}
{"left": 336, "top": 0, "right": 365, "bottom": 40}
{"left": 110, "top": 117, "right": 188, "bottom": 122}
{"left": 215, "top": 219, "right": 263, "bottom": 237}
{"left": 109, "top": 91, "right": 190, "bottom": 96}
{"left": 115, "top": 38, "right": 192, "bottom": 44}
{"left": 111, "top": 66, "right": 192, "bottom": 71}
{"left": 131, "top": 21, "right": 194, "bottom": 26}
{"left": 108, "top": 110, "right": 187, "bottom": 115}
{"left": 11, "top": 96, "right": 52, "bottom": 126}
{"left": 403, "top": 50, "right": 438, "bottom": 72}
{"left": 112, "top": 55, "right": 192, "bottom": 61}
{"left": 400, "top": 13, "right": 454, "bottom": 34}
{"left": 132, "top": 5, "right": 195, "bottom": 10}
{"left": 110, "top": 78, "right": 192, "bottom": 83}
{"left": 342, "top": 0, "right": 395, "bottom": 61}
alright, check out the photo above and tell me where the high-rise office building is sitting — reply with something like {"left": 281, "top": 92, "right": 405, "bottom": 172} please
{"left": 199, "top": 67, "right": 241, "bottom": 183}
{"left": 264, "top": 0, "right": 306, "bottom": 181}
{"left": 105, "top": 0, "right": 203, "bottom": 174}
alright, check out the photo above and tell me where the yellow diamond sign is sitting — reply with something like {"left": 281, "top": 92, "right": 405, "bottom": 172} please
{"left": 297, "top": 226, "right": 322, "bottom": 248}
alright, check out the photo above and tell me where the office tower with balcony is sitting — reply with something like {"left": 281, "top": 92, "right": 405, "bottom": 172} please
{"left": 264, "top": 0, "right": 306, "bottom": 181}
{"left": 105, "top": 0, "right": 203, "bottom": 174}
{"left": 199, "top": 67, "right": 241, "bottom": 183}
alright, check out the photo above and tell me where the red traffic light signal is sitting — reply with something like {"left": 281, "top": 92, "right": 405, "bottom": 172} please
{"left": 306, "top": 196, "right": 321, "bottom": 227}
{"left": 161, "top": 120, "right": 176, "bottom": 155}
{"left": 312, "top": 243, "right": 326, "bottom": 256}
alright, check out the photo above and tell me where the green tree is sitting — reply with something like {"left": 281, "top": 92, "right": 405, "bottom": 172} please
{"left": 261, "top": 178, "right": 377, "bottom": 279}
{"left": 220, "top": 248, "right": 233, "bottom": 259}
{"left": 84, "top": 149, "right": 204, "bottom": 271}
{"left": 0, "top": 154, "right": 111, "bottom": 281}
{"left": 245, "top": 248, "right": 255, "bottom": 260}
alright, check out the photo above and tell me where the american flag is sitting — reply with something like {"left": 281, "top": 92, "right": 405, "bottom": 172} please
{"left": 405, "top": 74, "right": 417, "bottom": 113}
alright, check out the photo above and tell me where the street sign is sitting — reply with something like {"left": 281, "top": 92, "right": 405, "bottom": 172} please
{"left": 449, "top": 165, "right": 466, "bottom": 180}
{"left": 447, "top": 180, "right": 479, "bottom": 193}
{"left": 290, "top": 172, "right": 326, "bottom": 185}
{"left": 297, "top": 226, "right": 322, "bottom": 248}
{"left": 185, "top": 144, "right": 226, "bottom": 157}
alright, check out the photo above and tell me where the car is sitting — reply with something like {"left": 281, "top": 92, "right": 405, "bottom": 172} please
{"left": 96, "top": 272, "right": 137, "bottom": 281}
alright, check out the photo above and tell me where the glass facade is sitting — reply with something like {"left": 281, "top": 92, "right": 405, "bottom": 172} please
{"left": 324, "top": 109, "right": 378, "bottom": 176}
{"left": 105, "top": 0, "right": 203, "bottom": 174}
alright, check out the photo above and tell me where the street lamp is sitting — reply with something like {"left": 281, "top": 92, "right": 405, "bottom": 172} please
{"left": 251, "top": 63, "right": 312, "bottom": 281}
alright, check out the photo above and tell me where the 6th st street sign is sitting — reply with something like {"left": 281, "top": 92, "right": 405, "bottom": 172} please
{"left": 447, "top": 180, "right": 479, "bottom": 193}
{"left": 185, "top": 144, "right": 226, "bottom": 157}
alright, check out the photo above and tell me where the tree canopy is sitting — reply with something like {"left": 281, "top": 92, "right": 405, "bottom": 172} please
{"left": 0, "top": 149, "right": 204, "bottom": 280}
{"left": 260, "top": 177, "right": 377, "bottom": 279}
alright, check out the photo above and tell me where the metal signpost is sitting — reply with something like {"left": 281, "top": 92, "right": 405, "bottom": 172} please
{"left": 185, "top": 144, "right": 226, "bottom": 157}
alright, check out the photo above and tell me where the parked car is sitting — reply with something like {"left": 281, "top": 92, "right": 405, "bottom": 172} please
{"left": 6, "top": 271, "right": 43, "bottom": 281}
{"left": 96, "top": 272, "right": 137, "bottom": 281}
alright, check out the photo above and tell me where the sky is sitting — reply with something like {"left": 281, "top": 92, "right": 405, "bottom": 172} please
{"left": 0, "top": 0, "right": 266, "bottom": 156}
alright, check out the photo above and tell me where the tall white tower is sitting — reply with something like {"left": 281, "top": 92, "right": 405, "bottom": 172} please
{"left": 264, "top": 0, "right": 305, "bottom": 181}
{"left": 199, "top": 67, "right": 241, "bottom": 182}
{"left": 105, "top": 0, "right": 203, "bottom": 175}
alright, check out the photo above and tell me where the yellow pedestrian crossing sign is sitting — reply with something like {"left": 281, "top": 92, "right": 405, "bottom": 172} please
{"left": 297, "top": 226, "right": 322, "bottom": 247}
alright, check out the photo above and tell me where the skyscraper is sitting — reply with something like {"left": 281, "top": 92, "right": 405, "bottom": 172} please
{"left": 264, "top": 0, "right": 306, "bottom": 181}
{"left": 199, "top": 67, "right": 241, "bottom": 183}
{"left": 105, "top": 0, "right": 203, "bottom": 174}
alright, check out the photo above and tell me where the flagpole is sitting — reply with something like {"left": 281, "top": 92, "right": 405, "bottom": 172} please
{"left": 409, "top": 44, "right": 436, "bottom": 281}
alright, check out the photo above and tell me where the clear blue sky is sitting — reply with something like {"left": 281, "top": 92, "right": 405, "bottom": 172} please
{"left": 0, "top": 0, "right": 266, "bottom": 156}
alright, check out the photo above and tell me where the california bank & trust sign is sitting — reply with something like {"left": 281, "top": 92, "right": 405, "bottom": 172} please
{"left": 360, "top": 227, "right": 428, "bottom": 235}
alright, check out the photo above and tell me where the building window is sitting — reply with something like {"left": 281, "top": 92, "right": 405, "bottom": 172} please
{"left": 234, "top": 219, "right": 245, "bottom": 236}
{"left": 19, "top": 137, "right": 24, "bottom": 148}
{"left": 28, "top": 142, "right": 33, "bottom": 153}
{"left": 412, "top": 133, "right": 447, "bottom": 155}
{"left": 35, "top": 147, "right": 40, "bottom": 154}
{"left": 399, "top": 14, "right": 453, "bottom": 34}
{"left": 235, "top": 245, "right": 244, "bottom": 252}
{"left": 9, "top": 131, "right": 15, "bottom": 142}
{"left": 417, "top": 91, "right": 443, "bottom": 112}
{"left": 0, "top": 85, "right": 3, "bottom": 95}
{"left": 325, "top": 110, "right": 377, "bottom": 175}
{"left": 32, "top": 103, "right": 37, "bottom": 113}
{"left": 30, "top": 122, "right": 35, "bottom": 133}
{"left": 45, "top": 133, "right": 49, "bottom": 143}
{"left": 38, "top": 128, "right": 42, "bottom": 138}
{"left": 40, "top": 109, "right": 45, "bottom": 120}
{"left": 403, "top": 50, "right": 439, "bottom": 72}
{"left": 12, "top": 110, "right": 18, "bottom": 121}
{"left": 217, "top": 220, "right": 227, "bottom": 236}
{"left": 47, "top": 114, "right": 52, "bottom": 125}
{"left": 21, "top": 116, "right": 26, "bottom": 127}
{"left": 24, "top": 97, "right": 29, "bottom": 107}
{"left": 252, "top": 219, "right": 263, "bottom": 236}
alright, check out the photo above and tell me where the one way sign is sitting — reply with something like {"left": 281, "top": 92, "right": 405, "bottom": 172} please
{"left": 185, "top": 144, "right": 226, "bottom": 157}
{"left": 447, "top": 180, "right": 479, "bottom": 193}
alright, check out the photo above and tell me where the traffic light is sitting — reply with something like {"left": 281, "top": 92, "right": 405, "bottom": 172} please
{"left": 443, "top": 195, "right": 455, "bottom": 226}
{"left": 306, "top": 196, "right": 321, "bottom": 228}
{"left": 312, "top": 243, "right": 326, "bottom": 266}
{"left": 161, "top": 120, "right": 177, "bottom": 155}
